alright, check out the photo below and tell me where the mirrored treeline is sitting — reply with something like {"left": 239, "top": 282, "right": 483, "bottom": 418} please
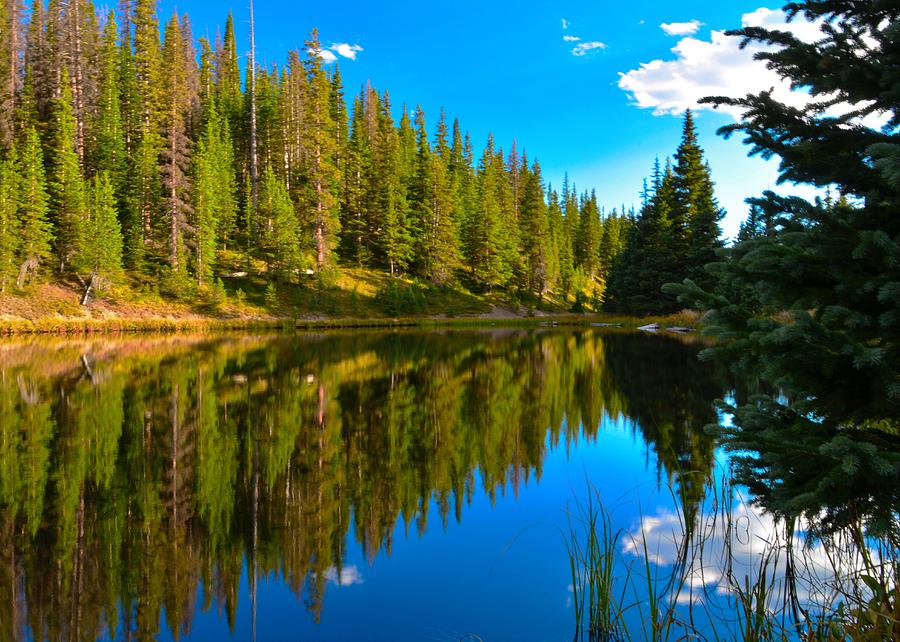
{"left": 0, "top": 330, "right": 724, "bottom": 641}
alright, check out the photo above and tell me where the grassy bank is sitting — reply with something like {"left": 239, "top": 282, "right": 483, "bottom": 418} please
{"left": 0, "top": 268, "right": 702, "bottom": 335}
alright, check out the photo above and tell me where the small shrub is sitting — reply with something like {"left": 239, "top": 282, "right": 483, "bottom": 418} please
{"left": 571, "top": 291, "right": 588, "bottom": 314}
{"left": 264, "top": 282, "right": 279, "bottom": 309}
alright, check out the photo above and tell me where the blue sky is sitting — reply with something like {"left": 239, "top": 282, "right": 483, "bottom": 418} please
{"left": 158, "top": 0, "right": 817, "bottom": 239}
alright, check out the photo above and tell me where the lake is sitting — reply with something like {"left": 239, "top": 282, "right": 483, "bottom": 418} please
{"left": 0, "top": 329, "right": 866, "bottom": 641}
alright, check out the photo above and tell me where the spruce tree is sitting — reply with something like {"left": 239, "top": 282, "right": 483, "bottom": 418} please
{"left": 466, "top": 135, "right": 512, "bottom": 290}
{"left": 0, "top": 147, "right": 18, "bottom": 291}
{"left": 131, "top": 0, "right": 163, "bottom": 260}
{"left": 374, "top": 92, "right": 413, "bottom": 276}
{"left": 216, "top": 11, "right": 242, "bottom": 128}
{"left": 258, "top": 166, "right": 301, "bottom": 282}
{"left": 160, "top": 11, "right": 195, "bottom": 276}
{"left": 16, "top": 126, "right": 53, "bottom": 287}
{"left": 340, "top": 91, "right": 370, "bottom": 263}
{"left": 193, "top": 99, "right": 237, "bottom": 284}
{"left": 77, "top": 171, "right": 124, "bottom": 289}
{"left": 303, "top": 30, "right": 340, "bottom": 272}
{"left": 672, "top": 110, "right": 724, "bottom": 291}
{"left": 90, "top": 11, "right": 127, "bottom": 196}
{"left": 607, "top": 161, "right": 681, "bottom": 314}
{"left": 0, "top": 0, "right": 23, "bottom": 149}
{"left": 518, "top": 160, "right": 550, "bottom": 295}
{"left": 47, "top": 69, "right": 87, "bottom": 273}
{"left": 669, "top": 0, "right": 900, "bottom": 533}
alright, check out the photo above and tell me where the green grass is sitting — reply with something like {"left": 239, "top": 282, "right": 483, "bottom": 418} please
{"left": 565, "top": 479, "right": 899, "bottom": 642}
{"left": 0, "top": 264, "right": 707, "bottom": 335}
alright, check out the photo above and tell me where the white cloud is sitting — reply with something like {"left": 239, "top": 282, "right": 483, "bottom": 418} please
{"left": 325, "top": 565, "right": 364, "bottom": 587}
{"left": 562, "top": 18, "right": 569, "bottom": 30}
{"left": 622, "top": 502, "right": 886, "bottom": 610}
{"left": 660, "top": 19, "right": 703, "bottom": 36}
{"left": 618, "top": 8, "right": 842, "bottom": 119}
{"left": 311, "top": 48, "right": 338, "bottom": 63}
{"left": 563, "top": 35, "right": 581, "bottom": 42}
{"left": 330, "top": 43, "right": 363, "bottom": 60}
{"left": 572, "top": 41, "right": 606, "bottom": 57}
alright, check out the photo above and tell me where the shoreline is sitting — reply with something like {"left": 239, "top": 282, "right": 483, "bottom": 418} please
{"left": 0, "top": 311, "right": 701, "bottom": 336}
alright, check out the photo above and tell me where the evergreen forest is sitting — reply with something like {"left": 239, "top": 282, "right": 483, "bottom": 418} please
{"left": 0, "top": 1, "right": 725, "bottom": 315}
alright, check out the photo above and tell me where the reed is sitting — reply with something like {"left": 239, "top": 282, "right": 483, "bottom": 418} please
{"left": 565, "top": 477, "right": 899, "bottom": 641}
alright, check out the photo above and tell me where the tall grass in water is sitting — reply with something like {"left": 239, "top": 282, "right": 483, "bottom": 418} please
{"left": 565, "top": 490, "right": 623, "bottom": 641}
{"left": 566, "top": 478, "right": 899, "bottom": 641}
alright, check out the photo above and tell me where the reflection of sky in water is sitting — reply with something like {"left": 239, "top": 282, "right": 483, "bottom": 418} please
{"left": 619, "top": 484, "right": 884, "bottom": 625}
{"left": 146, "top": 415, "right": 679, "bottom": 641}
{"left": 142, "top": 416, "right": 890, "bottom": 642}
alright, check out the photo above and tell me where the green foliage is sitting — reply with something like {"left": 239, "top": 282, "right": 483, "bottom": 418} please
{"left": 258, "top": 167, "right": 302, "bottom": 281}
{"left": 667, "top": 0, "right": 900, "bottom": 535}
{"left": 607, "top": 113, "right": 724, "bottom": 314}
{"left": 0, "top": 148, "right": 19, "bottom": 292}
{"left": 16, "top": 126, "right": 53, "bottom": 287}
{"left": 0, "top": 0, "right": 720, "bottom": 311}
{"left": 193, "top": 99, "right": 237, "bottom": 284}
{"left": 77, "top": 172, "right": 125, "bottom": 288}
{"left": 47, "top": 70, "right": 87, "bottom": 272}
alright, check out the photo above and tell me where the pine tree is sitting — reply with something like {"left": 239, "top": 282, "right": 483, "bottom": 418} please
{"left": 411, "top": 107, "right": 459, "bottom": 284}
{"left": 90, "top": 11, "right": 127, "bottom": 194}
{"left": 76, "top": 171, "right": 124, "bottom": 290}
{"left": 575, "top": 190, "right": 601, "bottom": 278}
{"left": 258, "top": 167, "right": 301, "bottom": 281}
{"left": 466, "top": 135, "right": 513, "bottom": 290}
{"left": 672, "top": 110, "right": 724, "bottom": 291}
{"left": 668, "top": 1, "right": 900, "bottom": 532}
{"left": 193, "top": 99, "right": 237, "bottom": 284}
{"left": 0, "top": 0, "right": 24, "bottom": 149}
{"left": 607, "top": 161, "right": 680, "bottom": 313}
{"left": 47, "top": 69, "right": 87, "bottom": 273}
{"left": 0, "top": 146, "right": 18, "bottom": 290}
{"left": 216, "top": 11, "right": 242, "bottom": 127}
{"left": 16, "top": 126, "right": 53, "bottom": 287}
{"left": 340, "top": 91, "right": 370, "bottom": 263}
{"left": 374, "top": 91, "right": 413, "bottom": 275}
{"left": 160, "top": 11, "right": 195, "bottom": 275}
{"left": 548, "top": 188, "right": 573, "bottom": 296}
{"left": 303, "top": 29, "right": 340, "bottom": 272}
{"left": 131, "top": 0, "right": 163, "bottom": 258}
{"left": 518, "top": 160, "right": 549, "bottom": 295}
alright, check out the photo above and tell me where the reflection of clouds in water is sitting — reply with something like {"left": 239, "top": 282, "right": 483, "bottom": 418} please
{"left": 325, "top": 565, "right": 364, "bottom": 587}
{"left": 621, "top": 500, "right": 884, "bottom": 611}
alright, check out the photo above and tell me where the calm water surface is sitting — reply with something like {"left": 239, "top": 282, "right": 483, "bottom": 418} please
{"left": 0, "top": 329, "right": 731, "bottom": 641}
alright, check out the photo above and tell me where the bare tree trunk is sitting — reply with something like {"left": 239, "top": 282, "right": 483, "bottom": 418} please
{"left": 70, "top": 0, "right": 85, "bottom": 164}
{"left": 248, "top": 0, "right": 259, "bottom": 238}
{"left": 170, "top": 119, "right": 179, "bottom": 271}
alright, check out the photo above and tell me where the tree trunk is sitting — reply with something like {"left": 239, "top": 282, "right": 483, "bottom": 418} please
{"left": 248, "top": 0, "right": 259, "bottom": 238}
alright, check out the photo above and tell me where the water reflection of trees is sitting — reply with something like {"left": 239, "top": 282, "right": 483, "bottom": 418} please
{"left": 0, "top": 330, "right": 723, "bottom": 641}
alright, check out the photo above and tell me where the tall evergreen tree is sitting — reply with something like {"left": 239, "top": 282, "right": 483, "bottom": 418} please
{"left": 672, "top": 110, "right": 724, "bottom": 290}
{"left": 258, "top": 166, "right": 301, "bottom": 282}
{"left": 130, "top": 0, "right": 163, "bottom": 260}
{"left": 0, "top": 146, "right": 18, "bottom": 290}
{"left": 76, "top": 171, "right": 124, "bottom": 290}
{"left": 160, "top": 11, "right": 196, "bottom": 275}
{"left": 668, "top": 0, "right": 900, "bottom": 534}
{"left": 90, "top": 11, "right": 127, "bottom": 192}
{"left": 518, "top": 160, "right": 550, "bottom": 295}
{"left": 303, "top": 29, "right": 340, "bottom": 272}
{"left": 193, "top": 99, "right": 236, "bottom": 284}
{"left": 16, "top": 126, "right": 53, "bottom": 287}
{"left": 47, "top": 70, "right": 87, "bottom": 273}
{"left": 607, "top": 161, "right": 681, "bottom": 313}
{"left": 0, "top": 0, "right": 24, "bottom": 149}
{"left": 374, "top": 92, "right": 412, "bottom": 275}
